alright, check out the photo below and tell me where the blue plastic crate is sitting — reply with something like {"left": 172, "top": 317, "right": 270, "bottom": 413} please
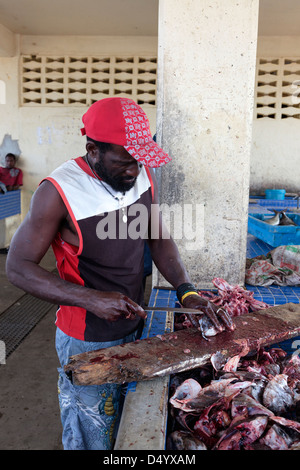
{"left": 255, "top": 198, "right": 298, "bottom": 208}
{"left": 0, "top": 190, "right": 21, "bottom": 220}
{"left": 248, "top": 212, "right": 300, "bottom": 247}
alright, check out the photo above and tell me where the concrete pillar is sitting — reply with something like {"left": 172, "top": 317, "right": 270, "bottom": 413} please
{"left": 154, "top": 0, "right": 259, "bottom": 288}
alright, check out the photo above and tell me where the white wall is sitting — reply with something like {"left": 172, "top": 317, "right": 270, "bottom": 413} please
{"left": 0, "top": 35, "right": 158, "bottom": 219}
{"left": 251, "top": 36, "right": 300, "bottom": 194}
{"left": 251, "top": 119, "right": 300, "bottom": 193}
{"left": 1, "top": 32, "right": 300, "bottom": 228}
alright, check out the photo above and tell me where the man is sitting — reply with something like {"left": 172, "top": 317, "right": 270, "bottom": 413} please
{"left": 6, "top": 97, "right": 234, "bottom": 450}
{"left": 0, "top": 153, "right": 23, "bottom": 192}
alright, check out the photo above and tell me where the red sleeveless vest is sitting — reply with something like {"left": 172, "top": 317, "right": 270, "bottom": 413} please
{"left": 43, "top": 157, "right": 153, "bottom": 341}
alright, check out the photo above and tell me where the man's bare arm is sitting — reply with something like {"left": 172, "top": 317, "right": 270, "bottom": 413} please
{"left": 6, "top": 180, "right": 146, "bottom": 322}
{"left": 147, "top": 170, "right": 235, "bottom": 332}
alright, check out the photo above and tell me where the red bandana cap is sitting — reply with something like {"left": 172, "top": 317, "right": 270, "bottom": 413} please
{"left": 81, "top": 97, "right": 171, "bottom": 168}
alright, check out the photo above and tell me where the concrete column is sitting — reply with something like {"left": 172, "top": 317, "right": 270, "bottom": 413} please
{"left": 154, "top": 0, "right": 259, "bottom": 288}
{"left": 0, "top": 24, "right": 16, "bottom": 57}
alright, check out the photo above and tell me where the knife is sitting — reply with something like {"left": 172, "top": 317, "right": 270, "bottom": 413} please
{"left": 144, "top": 306, "right": 205, "bottom": 314}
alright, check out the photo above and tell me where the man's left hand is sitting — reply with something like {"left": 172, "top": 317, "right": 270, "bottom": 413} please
{"left": 182, "top": 294, "right": 236, "bottom": 333}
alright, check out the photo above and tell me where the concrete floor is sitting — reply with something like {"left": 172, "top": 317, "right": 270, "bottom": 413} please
{"left": 0, "top": 249, "right": 63, "bottom": 450}
{"left": 0, "top": 248, "right": 153, "bottom": 450}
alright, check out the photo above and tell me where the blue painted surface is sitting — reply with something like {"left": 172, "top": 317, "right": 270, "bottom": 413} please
{"left": 0, "top": 190, "right": 21, "bottom": 220}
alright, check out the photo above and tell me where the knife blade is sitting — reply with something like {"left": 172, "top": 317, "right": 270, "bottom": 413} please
{"left": 144, "top": 306, "right": 204, "bottom": 314}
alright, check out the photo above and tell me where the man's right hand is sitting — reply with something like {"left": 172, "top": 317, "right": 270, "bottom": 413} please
{"left": 86, "top": 290, "right": 147, "bottom": 322}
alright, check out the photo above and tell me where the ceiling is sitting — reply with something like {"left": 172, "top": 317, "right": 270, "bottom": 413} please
{"left": 0, "top": 0, "right": 159, "bottom": 36}
{"left": 0, "top": 0, "right": 299, "bottom": 37}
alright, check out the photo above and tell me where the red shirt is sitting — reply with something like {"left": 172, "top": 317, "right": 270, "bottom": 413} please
{"left": 0, "top": 167, "right": 23, "bottom": 188}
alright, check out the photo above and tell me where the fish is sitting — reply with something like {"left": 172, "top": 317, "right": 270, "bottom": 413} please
{"left": 175, "top": 409, "right": 200, "bottom": 433}
{"left": 168, "top": 340, "right": 300, "bottom": 450}
{"left": 282, "top": 353, "right": 300, "bottom": 399}
{"left": 218, "top": 369, "right": 268, "bottom": 401}
{"left": 203, "top": 277, "right": 269, "bottom": 314}
{"left": 182, "top": 312, "right": 221, "bottom": 340}
{"left": 231, "top": 393, "right": 274, "bottom": 419}
{"left": 193, "top": 395, "right": 233, "bottom": 447}
{"left": 290, "top": 441, "right": 300, "bottom": 450}
{"left": 264, "top": 209, "right": 281, "bottom": 225}
{"left": 262, "top": 374, "right": 295, "bottom": 414}
{"left": 175, "top": 378, "right": 253, "bottom": 413}
{"left": 221, "top": 339, "right": 250, "bottom": 373}
{"left": 259, "top": 424, "right": 293, "bottom": 450}
{"left": 169, "top": 378, "right": 202, "bottom": 410}
{"left": 167, "top": 430, "right": 207, "bottom": 450}
{"left": 270, "top": 415, "right": 300, "bottom": 433}
{"left": 199, "top": 315, "right": 221, "bottom": 339}
{"left": 279, "top": 211, "right": 298, "bottom": 226}
{"left": 211, "top": 351, "right": 227, "bottom": 371}
{"left": 170, "top": 378, "right": 234, "bottom": 413}
{"left": 223, "top": 354, "right": 242, "bottom": 373}
{"left": 214, "top": 416, "right": 269, "bottom": 450}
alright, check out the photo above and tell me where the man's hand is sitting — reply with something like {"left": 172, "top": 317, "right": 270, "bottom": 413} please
{"left": 87, "top": 291, "right": 147, "bottom": 322}
{"left": 182, "top": 294, "right": 236, "bottom": 333}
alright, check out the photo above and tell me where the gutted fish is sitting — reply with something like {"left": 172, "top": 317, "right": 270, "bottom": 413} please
{"left": 197, "top": 277, "right": 269, "bottom": 316}
{"left": 259, "top": 424, "right": 292, "bottom": 450}
{"left": 270, "top": 415, "right": 300, "bottom": 433}
{"left": 176, "top": 378, "right": 253, "bottom": 413}
{"left": 262, "top": 374, "right": 295, "bottom": 414}
{"left": 211, "top": 351, "right": 227, "bottom": 371}
{"left": 231, "top": 393, "right": 274, "bottom": 419}
{"left": 194, "top": 396, "right": 232, "bottom": 448}
{"left": 169, "top": 378, "right": 202, "bottom": 410}
{"left": 199, "top": 315, "right": 220, "bottom": 338}
{"left": 167, "top": 430, "right": 207, "bottom": 450}
{"left": 214, "top": 416, "right": 268, "bottom": 450}
{"left": 168, "top": 339, "right": 300, "bottom": 450}
{"left": 182, "top": 313, "right": 221, "bottom": 339}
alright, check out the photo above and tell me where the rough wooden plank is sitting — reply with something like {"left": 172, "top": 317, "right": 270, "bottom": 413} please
{"left": 65, "top": 303, "right": 300, "bottom": 385}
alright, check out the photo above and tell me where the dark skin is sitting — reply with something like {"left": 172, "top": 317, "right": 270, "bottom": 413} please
{"left": 6, "top": 142, "right": 235, "bottom": 332}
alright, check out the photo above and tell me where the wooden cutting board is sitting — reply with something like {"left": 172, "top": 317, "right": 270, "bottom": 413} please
{"left": 65, "top": 303, "right": 300, "bottom": 385}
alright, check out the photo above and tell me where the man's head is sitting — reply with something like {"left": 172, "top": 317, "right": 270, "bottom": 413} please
{"left": 86, "top": 137, "right": 142, "bottom": 193}
{"left": 81, "top": 97, "right": 171, "bottom": 169}
{"left": 5, "top": 153, "right": 16, "bottom": 169}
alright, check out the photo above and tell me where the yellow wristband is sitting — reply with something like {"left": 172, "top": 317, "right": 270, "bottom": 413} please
{"left": 181, "top": 291, "right": 199, "bottom": 302}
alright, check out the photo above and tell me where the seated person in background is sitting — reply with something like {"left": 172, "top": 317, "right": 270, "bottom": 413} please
{"left": 0, "top": 153, "right": 23, "bottom": 192}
